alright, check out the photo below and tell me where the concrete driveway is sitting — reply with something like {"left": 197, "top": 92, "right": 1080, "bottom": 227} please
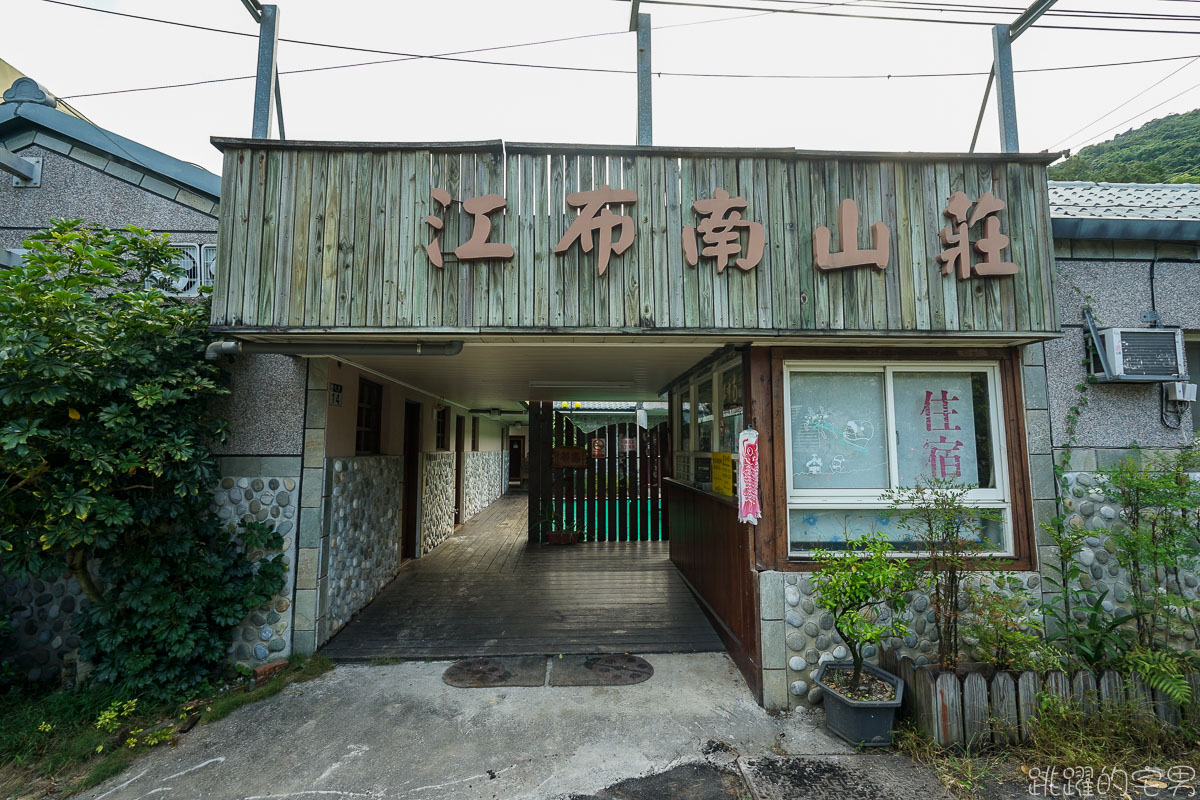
{"left": 81, "top": 653, "right": 856, "bottom": 800}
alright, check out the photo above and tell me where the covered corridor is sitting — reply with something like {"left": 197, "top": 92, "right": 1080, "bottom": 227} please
{"left": 320, "top": 493, "right": 724, "bottom": 661}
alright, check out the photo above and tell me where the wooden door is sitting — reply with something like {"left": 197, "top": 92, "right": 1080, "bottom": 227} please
{"left": 454, "top": 415, "right": 465, "bottom": 525}
{"left": 508, "top": 436, "right": 523, "bottom": 482}
{"left": 402, "top": 401, "right": 421, "bottom": 559}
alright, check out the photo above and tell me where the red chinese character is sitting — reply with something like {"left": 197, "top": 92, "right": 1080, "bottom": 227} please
{"left": 921, "top": 390, "right": 961, "bottom": 432}
{"left": 926, "top": 436, "right": 964, "bottom": 479}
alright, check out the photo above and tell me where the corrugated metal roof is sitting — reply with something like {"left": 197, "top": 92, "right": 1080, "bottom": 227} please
{"left": 1048, "top": 181, "right": 1200, "bottom": 221}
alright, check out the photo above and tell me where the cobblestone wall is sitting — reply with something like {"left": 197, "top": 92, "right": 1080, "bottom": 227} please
{"left": 2, "top": 466, "right": 300, "bottom": 683}
{"left": 463, "top": 451, "right": 503, "bottom": 520}
{"left": 326, "top": 456, "right": 404, "bottom": 634}
{"left": 762, "top": 570, "right": 1041, "bottom": 709}
{"left": 213, "top": 472, "right": 298, "bottom": 666}
{"left": 1056, "top": 471, "right": 1200, "bottom": 648}
{"left": 2, "top": 573, "right": 87, "bottom": 682}
{"left": 422, "top": 452, "right": 456, "bottom": 554}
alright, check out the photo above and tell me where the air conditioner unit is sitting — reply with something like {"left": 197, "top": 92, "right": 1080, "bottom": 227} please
{"left": 1091, "top": 328, "right": 1187, "bottom": 382}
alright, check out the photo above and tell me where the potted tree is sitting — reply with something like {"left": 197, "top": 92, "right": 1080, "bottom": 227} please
{"left": 811, "top": 530, "right": 914, "bottom": 747}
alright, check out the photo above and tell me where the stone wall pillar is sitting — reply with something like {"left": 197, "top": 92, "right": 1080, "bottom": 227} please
{"left": 214, "top": 457, "right": 301, "bottom": 665}
{"left": 295, "top": 359, "right": 332, "bottom": 653}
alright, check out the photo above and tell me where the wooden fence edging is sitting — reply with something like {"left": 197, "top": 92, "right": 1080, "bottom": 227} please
{"left": 881, "top": 653, "right": 1200, "bottom": 747}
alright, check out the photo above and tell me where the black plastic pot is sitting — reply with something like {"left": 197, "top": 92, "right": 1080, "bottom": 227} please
{"left": 814, "top": 660, "right": 905, "bottom": 747}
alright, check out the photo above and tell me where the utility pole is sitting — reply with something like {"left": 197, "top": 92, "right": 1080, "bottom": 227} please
{"left": 241, "top": 0, "right": 286, "bottom": 139}
{"left": 969, "top": 0, "right": 1057, "bottom": 152}
{"left": 631, "top": 2, "right": 652, "bottom": 146}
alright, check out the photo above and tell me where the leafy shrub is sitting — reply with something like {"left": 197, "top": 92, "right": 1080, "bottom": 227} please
{"left": 0, "top": 221, "right": 285, "bottom": 700}
{"left": 1039, "top": 512, "right": 1135, "bottom": 667}
{"left": 886, "top": 478, "right": 996, "bottom": 669}
{"left": 811, "top": 530, "right": 915, "bottom": 692}
{"left": 964, "top": 576, "right": 1062, "bottom": 672}
{"left": 1097, "top": 445, "right": 1200, "bottom": 652}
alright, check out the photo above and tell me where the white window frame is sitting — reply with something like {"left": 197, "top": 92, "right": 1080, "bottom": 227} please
{"left": 201, "top": 243, "right": 217, "bottom": 289}
{"left": 147, "top": 242, "right": 205, "bottom": 296}
{"left": 783, "top": 360, "right": 1013, "bottom": 558}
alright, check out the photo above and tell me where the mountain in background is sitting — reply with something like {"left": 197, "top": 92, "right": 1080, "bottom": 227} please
{"left": 1047, "top": 108, "right": 1200, "bottom": 184}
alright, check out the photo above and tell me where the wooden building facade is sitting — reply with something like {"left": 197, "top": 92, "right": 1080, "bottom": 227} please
{"left": 211, "top": 137, "right": 1061, "bottom": 708}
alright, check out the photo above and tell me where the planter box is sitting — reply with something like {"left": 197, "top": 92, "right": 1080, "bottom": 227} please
{"left": 878, "top": 649, "right": 1200, "bottom": 748}
{"left": 545, "top": 531, "right": 580, "bottom": 545}
{"left": 814, "top": 661, "right": 904, "bottom": 747}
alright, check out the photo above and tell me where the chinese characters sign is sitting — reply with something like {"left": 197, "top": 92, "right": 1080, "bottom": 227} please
{"left": 422, "top": 186, "right": 1019, "bottom": 281}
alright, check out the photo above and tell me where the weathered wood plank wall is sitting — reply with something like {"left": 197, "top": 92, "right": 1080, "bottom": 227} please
{"left": 212, "top": 143, "right": 1058, "bottom": 335}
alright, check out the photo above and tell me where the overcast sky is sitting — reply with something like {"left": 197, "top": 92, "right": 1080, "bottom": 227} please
{"left": 5, "top": 0, "right": 1200, "bottom": 175}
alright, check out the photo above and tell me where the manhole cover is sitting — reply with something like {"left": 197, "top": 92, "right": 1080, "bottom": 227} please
{"left": 442, "top": 657, "right": 513, "bottom": 687}
{"left": 549, "top": 654, "right": 654, "bottom": 686}
{"left": 586, "top": 654, "right": 654, "bottom": 684}
{"left": 441, "top": 656, "right": 548, "bottom": 688}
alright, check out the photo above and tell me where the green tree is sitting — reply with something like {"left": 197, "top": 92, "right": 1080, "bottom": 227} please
{"left": 0, "top": 220, "right": 284, "bottom": 699}
{"left": 811, "top": 530, "right": 915, "bottom": 692}
{"left": 1049, "top": 109, "right": 1200, "bottom": 184}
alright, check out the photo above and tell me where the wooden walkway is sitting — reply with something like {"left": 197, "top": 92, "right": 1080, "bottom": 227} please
{"left": 320, "top": 494, "right": 724, "bottom": 660}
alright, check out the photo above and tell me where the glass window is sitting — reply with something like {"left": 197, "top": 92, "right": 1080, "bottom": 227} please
{"left": 719, "top": 366, "right": 743, "bottom": 453}
{"left": 789, "top": 371, "right": 888, "bottom": 490}
{"left": 356, "top": 378, "right": 383, "bottom": 455}
{"left": 892, "top": 371, "right": 995, "bottom": 489}
{"left": 785, "top": 362, "right": 1010, "bottom": 557}
{"left": 696, "top": 378, "right": 713, "bottom": 452}
{"left": 678, "top": 388, "right": 692, "bottom": 453}
{"left": 787, "top": 508, "right": 1006, "bottom": 553}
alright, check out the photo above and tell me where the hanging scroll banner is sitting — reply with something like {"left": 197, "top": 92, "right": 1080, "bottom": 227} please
{"left": 737, "top": 428, "right": 762, "bottom": 525}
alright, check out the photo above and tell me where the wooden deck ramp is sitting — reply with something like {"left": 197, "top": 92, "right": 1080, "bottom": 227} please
{"left": 319, "top": 494, "right": 724, "bottom": 661}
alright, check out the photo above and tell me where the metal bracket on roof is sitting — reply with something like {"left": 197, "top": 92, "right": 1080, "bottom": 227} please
{"left": 968, "top": 0, "right": 1058, "bottom": 152}
{"left": 1083, "top": 306, "right": 1114, "bottom": 381}
{"left": 633, "top": 7, "right": 652, "bottom": 146}
{"left": 0, "top": 149, "right": 40, "bottom": 187}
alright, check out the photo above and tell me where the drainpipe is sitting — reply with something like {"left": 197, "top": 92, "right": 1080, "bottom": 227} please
{"left": 205, "top": 340, "right": 464, "bottom": 360}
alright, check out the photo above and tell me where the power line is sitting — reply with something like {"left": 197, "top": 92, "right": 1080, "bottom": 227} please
{"left": 60, "top": 50, "right": 1200, "bottom": 100}
{"left": 38, "top": 0, "right": 1200, "bottom": 60}
{"left": 1061, "top": 74, "right": 1200, "bottom": 153}
{"left": 625, "top": 0, "right": 1200, "bottom": 34}
{"left": 762, "top": 0, "right": 1200, "bottom": 22}
{"left": 1049, "top": 55, "right": 1200, "bottom": 150}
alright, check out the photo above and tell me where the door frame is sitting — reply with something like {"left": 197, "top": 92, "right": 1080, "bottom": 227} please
{"left": 402, "top": 401, "right": 421, "bottom": 559}
{"left": 454, "top": 414, "right": 466, "bottom": 525}
{"left": 508, "top": 435, "right": 524, "bottom": 484}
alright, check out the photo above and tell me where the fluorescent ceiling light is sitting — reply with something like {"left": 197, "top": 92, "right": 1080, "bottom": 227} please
{"left": 528, "top": 383, "right": 633, "bottom": 393}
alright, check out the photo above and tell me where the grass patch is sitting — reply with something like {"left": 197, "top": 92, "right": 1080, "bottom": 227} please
{"left": 368, "top": 657, "right": 407, "bottom": 666}
{"left": 893, "top": 698, "right": 1200, "bottom": 800}
{"left": 894, "top": 722, "right": 1013, "bottom": 800}
{"left": 0, "top": 682, "right": 171, "bottom": 797}
{"left": 199, "top": 654, "right": 333, "bottom": 725}
{"left": 0, "top": 655, "right": 335, "bottom": 797}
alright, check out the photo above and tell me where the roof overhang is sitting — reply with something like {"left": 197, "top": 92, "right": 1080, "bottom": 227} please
{"left": 1052, "top": 217, "right": 1200, "bottom": 244}
{"left": 210, "top": 136, "right": 1064, "bottom": 165}
{"left": 0, "top": 102, "right": 220, "bottom": 201}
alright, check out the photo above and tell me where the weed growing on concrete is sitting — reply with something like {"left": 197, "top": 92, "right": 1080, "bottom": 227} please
{"left": 200, "top": 654, "right": 333, "bottom": 724}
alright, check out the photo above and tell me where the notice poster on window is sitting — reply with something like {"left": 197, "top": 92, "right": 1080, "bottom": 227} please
{"left": 892, "top": 372, "right": 978, "bottom": 486}
{"left": 712, "top": 452, "right": 734, "bottom": 496}
{"left": 737, "top": 429, "right": 761, "bottom": 525}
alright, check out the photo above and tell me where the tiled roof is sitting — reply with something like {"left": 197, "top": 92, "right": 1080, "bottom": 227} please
{"left": 1049, "top": 181, "right": 1200, "bottom": 221}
